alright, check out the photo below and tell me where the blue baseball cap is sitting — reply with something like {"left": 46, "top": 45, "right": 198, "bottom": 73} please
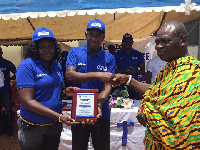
{"left": 86, "top": 19, "right": 105, "bottom": 33}
{"left": 122, "top": 33, "right": 133, "bottom": 41}
{"left": 32, "top": 27, "right": 56, "bottom": 41}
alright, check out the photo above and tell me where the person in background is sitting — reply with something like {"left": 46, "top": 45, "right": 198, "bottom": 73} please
{"left": 146, "top": 55, "right": 167, "bottom": 84}
{"left": 112, "top": 21, "right": 200, "bottom": 149}
{"left": 65, "top": 19, "right": 115, "bottom": 150}
{"left": 115, "top": 33, "right": 145, "bottom": 100}
{"left": 16, "top": 27, "right": 79, "bottom": 150}
{"left": 108, "top": 44, "right": 116, "bottom": 55}
{"left": 0, "top": 47, "right": 16, "bottom": 136}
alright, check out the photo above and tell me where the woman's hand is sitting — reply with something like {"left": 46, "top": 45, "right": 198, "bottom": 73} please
{"left": 60, "top": 114, "right": 80, "bottom": 126}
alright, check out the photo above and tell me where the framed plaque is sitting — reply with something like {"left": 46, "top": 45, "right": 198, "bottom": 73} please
{"left": 71, "top": 89, "right": 99, "bottom": 122}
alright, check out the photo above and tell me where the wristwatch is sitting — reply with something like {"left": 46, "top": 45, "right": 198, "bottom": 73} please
{"left": 126, "top": 75, "right": 132, "bottom": 85}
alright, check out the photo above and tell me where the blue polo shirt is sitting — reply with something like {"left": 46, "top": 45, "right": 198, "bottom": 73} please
{"left": 16, "top": 58, "right": 64, "bottom": 124}
{"left": 66, "top": 45, "right": 115, "bottom": 119}
{"left": 0, "top": 58, "right": 16, "bottom": 93}
{"left": 115, "top": 48, "right": 145, "bottom": 80}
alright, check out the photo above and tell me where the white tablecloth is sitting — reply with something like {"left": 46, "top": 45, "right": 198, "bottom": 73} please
{"left": 59, "top": 100, "right": 145, "bottom": 150}
{"left": 110, "top": 100, "right": 145, "bottom": 150}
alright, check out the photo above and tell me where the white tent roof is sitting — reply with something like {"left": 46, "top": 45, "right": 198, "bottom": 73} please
{"left": 1, "top": 1, "right": 200, "bottom": 45}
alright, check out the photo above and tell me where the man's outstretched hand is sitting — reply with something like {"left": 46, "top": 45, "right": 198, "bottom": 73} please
{"left": 111, "top": 74, "right": 129, "bottom": 87}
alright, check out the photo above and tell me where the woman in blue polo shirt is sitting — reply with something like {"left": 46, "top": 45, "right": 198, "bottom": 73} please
{"left": 16, "top": 27, "right": 78, "bottom": 150}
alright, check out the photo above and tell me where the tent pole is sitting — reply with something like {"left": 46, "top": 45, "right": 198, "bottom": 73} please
{"left": 153, "top": 12, "right": 167, "bottom": 36}
{"left": 27, "top": 17, "right": 35, "bottom": 31}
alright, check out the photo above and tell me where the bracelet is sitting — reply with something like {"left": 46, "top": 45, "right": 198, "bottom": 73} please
{"left": 58, "top": 114, "right": 63, "bottom": 122}
{"left": 126, "top": 75, "right": 132, "bottom": 85}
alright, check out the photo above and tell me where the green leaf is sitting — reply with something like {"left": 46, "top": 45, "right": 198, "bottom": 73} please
{"left": 113, "top": 103, "right": 118, "bottom": 108}
{"left": 113, "top": 93, "right": 120, "bottom": 97}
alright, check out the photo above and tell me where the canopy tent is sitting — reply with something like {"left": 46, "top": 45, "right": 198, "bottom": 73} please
{"left": 1, "top": 0, "right": 200, "bottom": 45}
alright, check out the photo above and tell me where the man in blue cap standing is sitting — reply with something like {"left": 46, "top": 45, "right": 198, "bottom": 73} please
{"left": 66, "top": 19, "right": 115, "bottom": 150}
{"left": 115, "top": 33, "right": 145, "bottom": 100}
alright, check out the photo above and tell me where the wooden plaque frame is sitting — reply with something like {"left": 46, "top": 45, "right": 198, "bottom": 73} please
{"left": 71, "top": 89, "right": 99, "bottom": 122}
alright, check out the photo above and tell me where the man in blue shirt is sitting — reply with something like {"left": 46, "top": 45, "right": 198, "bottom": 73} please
{"left": 0, "top": 47, "right": 16, "bottom": 135}
{"left": 115, "top": 33, "right": 145, "bottom": 100}
{"left": 66, "top": 19, "right": 115, "bottom": 150}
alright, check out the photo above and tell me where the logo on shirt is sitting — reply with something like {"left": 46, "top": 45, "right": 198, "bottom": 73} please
{"left": 0, "top": 70, "right": 4, "bottom": 87}
{"left": 57, "top": 72, "right": 62, "bottom": 76}
{"left": 132, "top": 57, "right": 138, "bottom": 59}
{"left": 37, "top": 74, "right": 47, "bottom": 77}
{"left": 97, "top": 65, "right": 107, "bottom": 71}
{"left": 78, "top": 63, "right": 86, "bottom": 66}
